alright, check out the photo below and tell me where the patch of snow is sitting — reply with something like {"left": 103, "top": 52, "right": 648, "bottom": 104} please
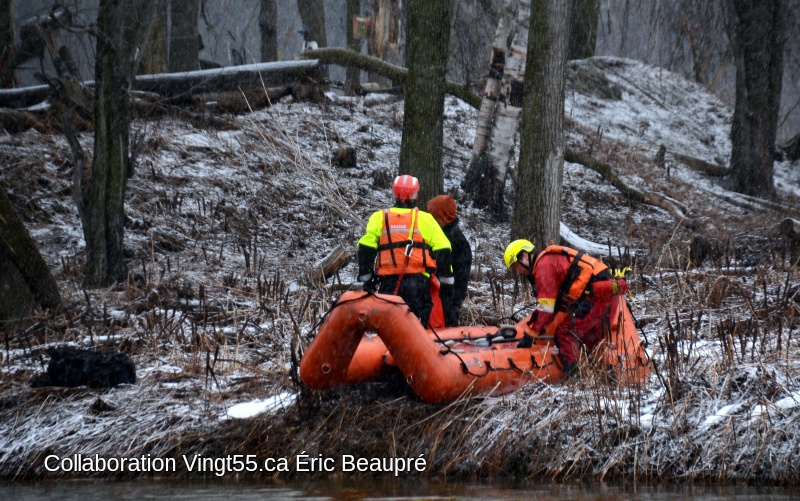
{"left": 225, "top": 392, "right": 298, "bottom": 419}
{"left": 702, "top": 403, "right": 742, "bottom": 428}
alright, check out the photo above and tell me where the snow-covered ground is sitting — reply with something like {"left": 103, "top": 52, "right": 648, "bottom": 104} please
{"left": 1, "top": 57, "right": 799, "bottom": 482}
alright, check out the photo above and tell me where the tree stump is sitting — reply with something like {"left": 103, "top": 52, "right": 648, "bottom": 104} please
{"left": 779, "top": 218, "right": 800, "bottom": 241}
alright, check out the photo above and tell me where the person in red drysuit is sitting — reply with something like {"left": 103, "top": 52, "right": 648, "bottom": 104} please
{"left": 504, "top": 240, "right": 629, "bottom": 377}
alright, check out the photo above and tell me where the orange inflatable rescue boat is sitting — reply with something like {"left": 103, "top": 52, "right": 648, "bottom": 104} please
{"left": 300, "top": 291, "right": 649, "bottom": 404}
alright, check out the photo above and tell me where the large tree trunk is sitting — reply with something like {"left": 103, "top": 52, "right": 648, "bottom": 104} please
{"left": 399, "top": 0, "right": 451, "bottom": 205}
{"left": 512, "top": 0, "right": 571, "bottom": 245}
{"left": 344, "top": 0, "right": 361, "bottom": 95}
{"left": 82, "top": 0, "right": 156, "bottom": 288}
{"left": 140, "top": 0, "right": 167, "bottom": 74}
{"left": 259, "top": 0, "right": 278, "bottom": 62}
{"left": 726, "top": 0, "right": 785, "bottom": 199}
{"left": 169, "top": 0, "right": 200, "bottom": 72}
{"left": 0, "top": 0, "right": 15, "bottom": 88}
{"left": 297, "top": 0, "right": 327, "bottom": 79}
{"left": 568, "top": 0, "right": 599, "bottom": 60}
{"left": 297, "top": 0, "right": 328, "bottom": 48}
{"left": 0, "top": 188, "right": 61, "bottom": 326}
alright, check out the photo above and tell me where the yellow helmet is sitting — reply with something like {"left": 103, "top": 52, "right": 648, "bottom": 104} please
{"left": 504, "top": 239, "right": 535, "bottom": 269}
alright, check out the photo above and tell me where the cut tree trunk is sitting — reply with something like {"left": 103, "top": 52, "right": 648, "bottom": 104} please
{"left": 779, "top": 218, "right": 800, "bottom": 241}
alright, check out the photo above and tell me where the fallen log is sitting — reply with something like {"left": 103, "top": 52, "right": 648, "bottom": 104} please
{"left": 0, "top": 60, "right": 322, "bottom": 109}
{"left": 299, "top": 48, "right": 482, "bottom": 108}
{"left": 672, "top": 152, "right": 729, "bottom": 177}
{"left": 699, "top": 185, "right": 800, "bottom": 217}
{"left": 0, "top": 108, "right": 51, "bottom": 133}
{"left": 132, "top": 60, "right": 322, "bottom": 103}
{"left": 304, "top": 245, "right": 350, "bottom": 286}
{"left": 565, "top": 147, "right": 691, "bottom": 222}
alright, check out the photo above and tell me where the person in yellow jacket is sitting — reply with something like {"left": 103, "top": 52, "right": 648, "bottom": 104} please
{"left": 357, "top": 175, "right": 454, "bottom": 327}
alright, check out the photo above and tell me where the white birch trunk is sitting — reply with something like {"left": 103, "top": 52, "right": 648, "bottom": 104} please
{"left": 471, "top": 0, "right": 518, "bottom": 160}
{"left": 487, "top": 0, "right": 530, "bottom": 192}
{"left": 465, "top": 0, "right": 530, "bottom": 215}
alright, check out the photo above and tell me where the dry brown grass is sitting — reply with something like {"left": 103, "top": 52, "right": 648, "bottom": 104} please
{"left": 2, "top": 86, "right": 800, "bottom": 484}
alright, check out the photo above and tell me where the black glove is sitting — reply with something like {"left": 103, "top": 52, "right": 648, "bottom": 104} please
{"left": 526, "top": 310, "right": 540, "bottom": 328}
{"left": 517, "top": 333, "right": 534, "bottom": 348}
{"left": 571, "top": 297, "right": 593, "bottom": 319}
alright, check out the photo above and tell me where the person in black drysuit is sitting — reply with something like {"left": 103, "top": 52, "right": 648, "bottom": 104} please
{"left": 427, "top": 194, "right": 472, "bottom": 327}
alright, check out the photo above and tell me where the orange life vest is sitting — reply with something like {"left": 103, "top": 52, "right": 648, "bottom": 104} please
{"left": 376, "top": 208, "right": 436, "bottom": 276}
{"left": 533, "top": 245, "right": 610, "bottom": 308}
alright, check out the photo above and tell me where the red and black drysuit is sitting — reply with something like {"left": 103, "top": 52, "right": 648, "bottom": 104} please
{"left": 524, "top": 246, "right": 628, "bottom": 370}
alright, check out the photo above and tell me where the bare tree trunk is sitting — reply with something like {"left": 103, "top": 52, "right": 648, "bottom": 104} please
{"left": 141, "top": 0, "right": 167, "bottom": 74}
{"left": 484, "top": 0, "right": 530, "bottom": 218}
{"left": 726, "top": 0, "right": 785, "bottom": 199}
{"left": 169, "top": 0, "right": 199, "bottom": 72}
{"left": 462, "top": 0, "right": 528, "bottom": 219}
{"left": 0, "top": 187, "right": 61, "bottom": 325}
{"left": 399, "top": 0, "right": 451, "bottom": 205}
{"left": 468, "top": 0, "right": 517, "bottom": 168}
{"left": 513, "top": 0, "right": 571, "bottom": 245}
{"left": 298, "top": 0, "right": 327, "bottom": 78}
{"left": 568, "top": 0, "right": 599, "bottom": 59}
{"left": 0, "top": 0, "right": 15, "bottom": 87}
{"left": 366, "top": 0, "right": 405, "bottom": 87}
{"left": 82, "top": 0, "right": 157, "bottom": 287}
{"left": 298, "top": 0, "right": 328, "bottom": 47}
{"left": 344, "top": 0, "right": 361, "bottom": 95}
{"left": 259, "top": 0, "right": 278, "bottom": 62}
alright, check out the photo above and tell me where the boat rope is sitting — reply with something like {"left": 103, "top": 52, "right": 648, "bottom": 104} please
{"left": 496, "top": 302, "right": 539, "bottom": 325}
{"left": 430, "top": 324, "right": 540, "bottom": 378}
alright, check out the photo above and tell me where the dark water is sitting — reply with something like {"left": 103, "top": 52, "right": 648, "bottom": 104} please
{"left": 0, "top": 480, "right": 796, "bottom": 501}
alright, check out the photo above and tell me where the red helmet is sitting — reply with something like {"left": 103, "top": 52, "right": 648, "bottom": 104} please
{"left": 392, "top": 175, "right": 420, "bottom": 201}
